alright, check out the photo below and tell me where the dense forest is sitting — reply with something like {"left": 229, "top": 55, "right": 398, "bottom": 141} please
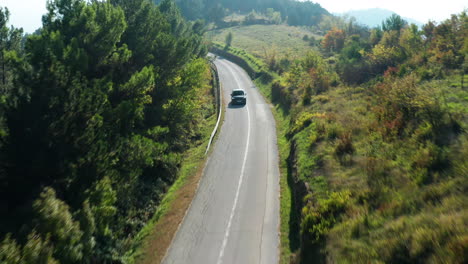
{"left": 207, "top": 7, "right": 467, "bottom": 264}
{"left": 152, "top": 0, "right": 329, "bottom": 26}
{"left": 0, "top": 0, "right": 214, "bottom": 263}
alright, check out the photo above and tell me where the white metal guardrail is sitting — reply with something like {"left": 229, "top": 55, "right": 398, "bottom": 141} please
{"left": 205, "top": 58, "right": 222, "bottom": 155}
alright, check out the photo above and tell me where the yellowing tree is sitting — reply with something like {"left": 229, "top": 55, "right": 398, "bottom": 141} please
{"left": 322, "top": 28, "right": 345, "bottom": 53}
{"left": 399, "top": 24, "right": 423, "bottom": 57}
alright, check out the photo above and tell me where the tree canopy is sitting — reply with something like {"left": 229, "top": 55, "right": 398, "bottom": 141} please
{"left": 153, "top": 0, "right": 329, "bottom": 26}
{"left": 0, "top": 0, "right": 213, "bottom": 262}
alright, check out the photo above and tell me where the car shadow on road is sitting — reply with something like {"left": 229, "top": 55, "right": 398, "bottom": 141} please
{"left": 228, "top": 102, "right": 246, "bottom": 109}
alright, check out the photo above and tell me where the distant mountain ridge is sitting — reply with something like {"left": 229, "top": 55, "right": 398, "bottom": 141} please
{"left": 341, "top": 8, "right": 424, "bottom": 28}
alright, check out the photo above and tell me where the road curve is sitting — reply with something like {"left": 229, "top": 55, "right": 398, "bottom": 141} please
{"left": 162, "top": 57, "right": 280, "bottom": 264}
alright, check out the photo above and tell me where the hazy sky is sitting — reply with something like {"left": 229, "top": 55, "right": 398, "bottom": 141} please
{"left": 313, "top": 0, "right": 467, "bottom": 23}
{"left": 2, "top": 0, "right": 47, "bottom": 33}
{"left": 1, "top": 0, "right": 467, "bottom": 33}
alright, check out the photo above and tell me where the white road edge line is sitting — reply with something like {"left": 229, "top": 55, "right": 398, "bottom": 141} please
{"left": 216, "top": 60, "right": 251, "bottom": 264}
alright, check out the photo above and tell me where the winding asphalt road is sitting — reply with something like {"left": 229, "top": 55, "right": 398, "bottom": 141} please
{"left": 162, "top": 57, "right": 280, "bottom": 264}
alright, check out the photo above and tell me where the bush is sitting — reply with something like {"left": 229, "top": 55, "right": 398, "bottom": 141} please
{"left": 225, "top": 32, "right": 233, "bottom": 48}
{"left": 335, "top": 132, "right": 355, "bottom": 165}
{"left": 411, "top": 141, "right": 449, "bottom": 185}
{"left": 33, "top": 188, "right": 84, "bottom": 263}
{"left": 271, "top": 81, "right": 292, "bottom": 110}
{"left": 325, "top": 122, "right": 342, "bottom": 140}
{"left": 301, "top": 191, "right": 351, "bottom": 243}
{"left": 0, "top": 233, "right": 58, "bottom": 264}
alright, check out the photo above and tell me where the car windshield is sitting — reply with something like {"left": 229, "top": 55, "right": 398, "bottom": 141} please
{"left": 232, "top": 90, "right": 244, "bottom": 96}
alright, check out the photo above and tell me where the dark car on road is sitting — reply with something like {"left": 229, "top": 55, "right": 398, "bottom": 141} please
{"left": 231, "top": 89, "right": 247, "bottom": 105}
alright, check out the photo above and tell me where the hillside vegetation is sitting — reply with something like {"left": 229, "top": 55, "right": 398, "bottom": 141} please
{"left": 213, "top": 10, "right": 468, "bottom": 264}
{"left": 153, "top": 0, "right": 328, "bottom": 26}
{"left": 0, "top": 0, "right": 215, "bottom": 263}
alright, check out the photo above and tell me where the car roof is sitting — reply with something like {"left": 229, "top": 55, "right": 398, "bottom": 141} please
{"left": 232, "top": 89, "right": 245, "bottom": 92}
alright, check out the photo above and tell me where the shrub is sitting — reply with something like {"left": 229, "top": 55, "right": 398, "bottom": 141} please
{"left": 271, "top": 80, "right": 292, "bottom": 109}
{"left": 224, "top": 32, "right": 233, "bottom": 49}
{"left": 302, "top": 85, "right": 312, "bottom": 105}
{"left": 325, "top": 122, "right": 342, "bottom": 140}
{"left": 0, "top": 233, "right": 58, "bottom": 264}
{"left": 33, "top": 188, "right": 84, "bottom": 263}
{"left": 335, "top": 131, "right": 355, "bottom": 165}
{"left": 411, "top": 141, "right": 449, "bottom": 185}
{"left": 301, "top": 191, "right": 351, "bottom": 243}
{"left": 290, "top": 112, "right": 328, "bottom": 136}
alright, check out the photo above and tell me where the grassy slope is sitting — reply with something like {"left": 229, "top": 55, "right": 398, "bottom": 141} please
{"left": 207, "top": 24, "right": 321, "bottom": 60}
{"left": 295, "top": 78, "right": 467, "bottom": 263}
